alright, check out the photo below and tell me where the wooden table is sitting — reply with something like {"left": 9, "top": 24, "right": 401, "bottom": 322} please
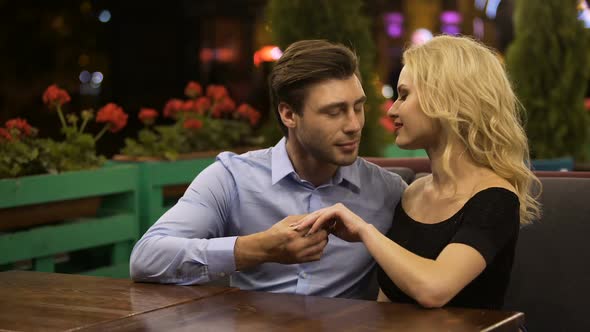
{"left": 0, "top": 271, "right": 524, "bottom": 331}
{"left": 79, "top": 291, "right": 524, "bottom": 332}
{"left": 0, "top": 271, "right": 235, "bottom": 331}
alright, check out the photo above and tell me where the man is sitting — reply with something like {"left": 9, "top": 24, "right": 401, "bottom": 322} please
{"left": 130, "top": 40, "right": 405, "bottom": 299}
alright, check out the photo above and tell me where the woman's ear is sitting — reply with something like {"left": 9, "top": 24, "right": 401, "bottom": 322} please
{"left": 278, "top": 102, "right": 297, "bottom": 129}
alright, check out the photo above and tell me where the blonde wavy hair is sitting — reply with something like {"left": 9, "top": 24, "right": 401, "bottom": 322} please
{"left": 402, "top": 35, "right": 541, "bottom": 225}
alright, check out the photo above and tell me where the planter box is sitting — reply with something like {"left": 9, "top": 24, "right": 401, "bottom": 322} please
{"left": 0, "top": 197, "right": 101, "bottom": 232}
{"left": 0, "top": 165, "right": 140, "bottom": 278}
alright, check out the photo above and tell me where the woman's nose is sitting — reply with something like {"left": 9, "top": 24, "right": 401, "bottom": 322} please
{"left": 387, "top": 102, "right": 399, "bottom": 119}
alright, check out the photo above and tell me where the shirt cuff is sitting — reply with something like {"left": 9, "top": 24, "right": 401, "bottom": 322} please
{"left": 205, "top": 236, "right": 238, "bottom": 279}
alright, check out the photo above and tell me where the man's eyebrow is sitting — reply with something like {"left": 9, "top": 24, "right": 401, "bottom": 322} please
{"left": 318, "top": 96, "right": 366, "bottom": 112}
{"left": 318, "top": 101, "right": 347, "bottom": 112}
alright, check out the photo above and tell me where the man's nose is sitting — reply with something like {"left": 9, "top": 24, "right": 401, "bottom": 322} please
{"left": 343, "top": 109, "right": 362, "bottom": 133}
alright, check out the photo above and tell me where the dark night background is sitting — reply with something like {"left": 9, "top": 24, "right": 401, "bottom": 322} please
{"left": 0, "top": 0, "right": 523, "bottom": 156}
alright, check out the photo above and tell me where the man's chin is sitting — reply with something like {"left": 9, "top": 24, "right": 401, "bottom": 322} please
{"left": 333, "top": 153, "right": 359, "bottom": 166}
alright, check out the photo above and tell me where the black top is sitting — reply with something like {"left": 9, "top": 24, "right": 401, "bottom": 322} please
{"left": 377, "top": 187, "right": 520, "bottom": 309}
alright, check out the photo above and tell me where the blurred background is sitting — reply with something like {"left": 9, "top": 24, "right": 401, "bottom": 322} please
{"left": 1, "top": 0, "right": 589, "bottom": 164}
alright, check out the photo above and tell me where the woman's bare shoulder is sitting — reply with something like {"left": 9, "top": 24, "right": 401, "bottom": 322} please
{"left": 404, "top": 173, "right": 431, "bottom": 201}
{"left": 472, "top": 171, "right": 517, "bottom": 195}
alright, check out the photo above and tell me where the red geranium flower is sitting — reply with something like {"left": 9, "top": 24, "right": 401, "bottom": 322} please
{"left": 42, "top": 84, "right": 71, "bottom": 109}
{"left": 248, "top": 111, "right": 261, "bottom": 126}
{"left": 138, "top": 108, "right": 158, "bottom": 125}
{"left": 184, "top": 81, "right": 202, "bottom": 99}
{"left": 121, "top": 82, "right": 260, "bottom": 160}
{"left": 181, "top": 100, "right": 196, "bottom": 113}
{"left": 97, "top": 103, "right": 128, "bottom": 133}
{"left": 0, "top": 127, "right": 11, "bottom": 142}
{"left": 381, "top": 99, "right": 394, "bottom": 114}
{"left": 237, "top": 103, "right": 261, "bottom": 126}
{"left": 163, "top": 99, "right": 183, "bottom": 118}
{"left": 249, "top": 110, "right": 261, "bottom": 126}
{"left": 5, "top": 118, "right": 33, "bottom": 136}
{"left": 206, "top": 85, "right": 229, "bottom": 101}
{"left": 212, "top": 97, "right": 236, "bottom": 117}
{"left": 379, "top": 99, "right": 395, "bottom": 133}
{"left": 195, "top": 97, "right": 211, "bottom": 115}
{"left": 379, "top": 116, "right": 395, "bottom": 133}
{"left": 236, "top": 103, "right": 251, "bottom": 116}
{"left": 183, "top": 119, "right": 203, "bottom": 131}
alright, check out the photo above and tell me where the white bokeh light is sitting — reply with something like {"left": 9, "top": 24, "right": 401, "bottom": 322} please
{"left": 411, "top": 28, "right": 433, "bottom": 45}
{"left": 79, "top": 70, "right": 91, "bottom": 83}
{"left": 382, "top": 85, "right": 394, "bottom": 99}
{"left": 91, "top": 72, "right": 103, "bottom": 84}
{"left": 98, "top": 10, "right": 111, "bottom": 23}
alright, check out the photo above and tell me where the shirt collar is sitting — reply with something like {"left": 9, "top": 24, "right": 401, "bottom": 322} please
{"left": 271, "top": 137, "right": 361, "bottom": 191}
{"left": 336, "top": 161, "right": 361, "bottom": 191}
{"left": 271, "top": 137, "right": 296, "bottom": 185}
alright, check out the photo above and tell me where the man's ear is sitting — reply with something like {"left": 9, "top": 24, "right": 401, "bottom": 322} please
{"left": 278, "top": 102, "right": 297, "bottom": 129}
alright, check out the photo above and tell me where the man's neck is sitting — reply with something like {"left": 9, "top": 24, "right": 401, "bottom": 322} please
{"left": 285, "top": 138, "right": 338, "bottom": 187}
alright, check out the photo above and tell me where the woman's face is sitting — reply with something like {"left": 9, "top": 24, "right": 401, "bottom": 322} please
{"left": 387, "top": 66, "right": 440, "bottom": 150}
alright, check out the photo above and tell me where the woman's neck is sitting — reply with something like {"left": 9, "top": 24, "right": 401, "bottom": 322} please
{"left": 426, "top": 140, "right": 490, "bottom": 194}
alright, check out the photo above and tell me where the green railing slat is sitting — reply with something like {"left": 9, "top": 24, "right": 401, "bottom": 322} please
{"left": 113, "top": 158, "right": 215, "bottom": 234}
{"left": 142, "top": 158, "right": 215, "bottom": 186}
{"left": 0, "top": 214, "right": 136, "bottom": 264}
{"left": 0, "top": 165, "right": 139, "bottom": 208}
{"left": 34, "top": 257, "right": 55, "bottom": 272}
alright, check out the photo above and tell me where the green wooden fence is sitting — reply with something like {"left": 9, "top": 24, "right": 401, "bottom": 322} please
{"left": 0, "top": 165, "right": 139, "bottom": 278}
{"left": 111, "top": 157, "right": 215, "bottom": 235}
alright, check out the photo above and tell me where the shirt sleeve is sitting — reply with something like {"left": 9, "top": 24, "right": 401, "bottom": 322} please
{"left": 450, "top": 188, "right": 520, "bottom": 265}
{"left": 130, "top": 160, "right": 238, "bottom": 285}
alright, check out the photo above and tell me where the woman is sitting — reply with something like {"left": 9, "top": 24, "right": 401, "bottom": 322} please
{"left": 295, "top": 35, "right": 541, "bottom": 309}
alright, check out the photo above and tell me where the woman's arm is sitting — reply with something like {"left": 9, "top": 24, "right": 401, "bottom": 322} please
{"left": 360, "top": 223, "right": 485, "bottom": 308}
{"left": 297, "top": 204, "right": 486, "bottom": 308}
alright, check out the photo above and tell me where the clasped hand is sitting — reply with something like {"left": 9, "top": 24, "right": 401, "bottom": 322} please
{"left": 264, "top": 215, "right": 329, "bottom": 264}
{"left": 264, "top": 204, "right": 369, "bottom": 265}
{"left": 292, "top": 203, "right": 369, "bottom": 243}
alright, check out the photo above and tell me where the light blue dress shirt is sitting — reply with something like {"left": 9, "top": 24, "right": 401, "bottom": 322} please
{"left": 130, "top": 138, "right": 405, "bottom": 299}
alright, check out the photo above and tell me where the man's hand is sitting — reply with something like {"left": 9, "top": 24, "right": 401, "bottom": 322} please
{"left": 235, "top": 215, "right": 329, "bottom": 270}
{"left": 264, "top": 215, "right": 330, "bottom": 264}
{"left": 293, "top": 203, "right": 370, "bottom": 243}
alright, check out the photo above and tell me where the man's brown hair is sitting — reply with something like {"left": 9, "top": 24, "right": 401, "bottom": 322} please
{"left": 268, "top": 40, "right": 361, "bottom": 136}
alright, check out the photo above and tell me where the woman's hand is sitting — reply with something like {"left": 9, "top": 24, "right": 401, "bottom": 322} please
{"left": 293, "top": 203, "right": 370, "bottom": 242}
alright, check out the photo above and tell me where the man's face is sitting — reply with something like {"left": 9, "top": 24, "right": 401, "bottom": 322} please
{"left": 291, "top": 75, "right": 366, "bottom": 166}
